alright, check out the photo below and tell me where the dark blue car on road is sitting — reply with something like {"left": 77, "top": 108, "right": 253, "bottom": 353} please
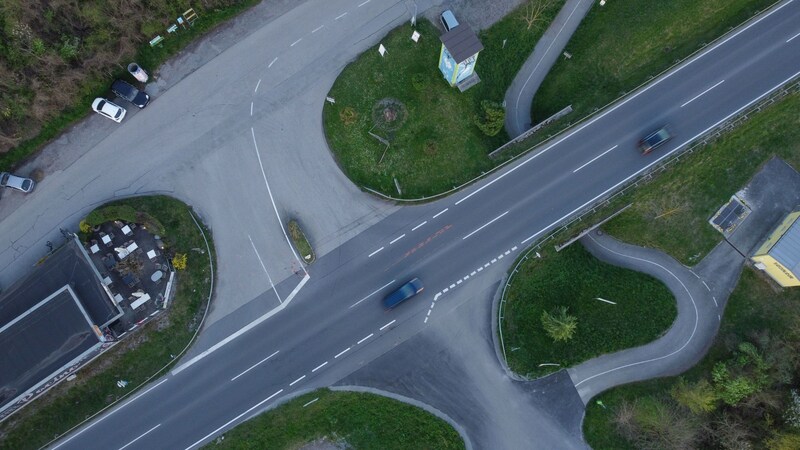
{"left": 383, "top": 278, "right": 424, "bottom": 309}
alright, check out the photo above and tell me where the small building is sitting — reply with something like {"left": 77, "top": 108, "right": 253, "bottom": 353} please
{"left": 438, "top": 24, "right": 484, "bottom": 91}
{"left": 752, "top": 210, "right": 800, "bottom": 287}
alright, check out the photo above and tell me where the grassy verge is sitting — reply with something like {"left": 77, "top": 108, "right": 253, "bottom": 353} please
{"left": 0, "top": 1, "right": 259, "bottom": 172}
{"left": 323, "top": 2, "right": 563, "bottom": 199}
{"left": 0, "top": 196, "right": 215, "bottom": 450}
{"left": 531, "top": 0, "right": 776, "bottom": 124}
{"left": 209, "top": 389, "right": 465, "bottom": 449}
{"left": 584, "top": 267, "right": 800, "bottom": 449}
{"left": 501, "top": 244, "right": 676, "bottom": 378}
{"left": 287, "top": 219, "right": 315, "bottom": 264}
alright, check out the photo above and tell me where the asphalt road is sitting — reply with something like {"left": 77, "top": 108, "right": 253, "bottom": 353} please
{"left": 3, "top": 0, "right": 797, "bottom": 448}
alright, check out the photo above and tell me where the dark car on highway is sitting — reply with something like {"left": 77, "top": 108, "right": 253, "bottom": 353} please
{"left": 383, "top": 278, "right": 424, "bottom": 309}
{"left": 111, "top": 79, "right": 150, "bottom": 108}
{"left": 638, "top": 126, "right": 672, "bottom": 155}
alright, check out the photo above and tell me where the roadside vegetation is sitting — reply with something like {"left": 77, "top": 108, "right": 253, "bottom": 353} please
{"left": 531, "top": 0, "right": 776, "bottom": 125}
{"left": 323, "top": 0, "right": 563, "bottom": 198}
{"left": 287, "top": 219, "right": 315, "bottom": 264}
{"left": 0, "top": 196, "right": 214, "bottom": 450}
{"left": 210, "top": 389, "right": 465, "bottom": 450}
{"left": 501, "top": 243, "right": 676, "bottom": 378}
{"left": 0, "top": 0, "right": 259, "bottom": 171}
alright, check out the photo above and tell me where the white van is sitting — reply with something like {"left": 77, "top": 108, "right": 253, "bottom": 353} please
{"left": 440, "top": 10, "right": 459, "bottom": 31}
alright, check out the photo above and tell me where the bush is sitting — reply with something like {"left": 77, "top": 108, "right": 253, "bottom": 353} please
{"left": 473, "top": 100, "right": 505, "bottom": 136}
{"left": 671, "top": 378, "right": 717, "bottom": 414}
{"left": 411, "top": 73, "right": 426, "bottom": 91}
{"left": 541, "top": 306, "right": 577, "bottom": 342}
{"left": 172, "top": 253, "right": 187, "bottom": 270}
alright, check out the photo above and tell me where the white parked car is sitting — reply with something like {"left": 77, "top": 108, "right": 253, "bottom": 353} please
{"left": 0, "top": 172, "right": 35, "bottom": 193}
{"left": 91, "top": 98, "right": 127, "bottom": 123}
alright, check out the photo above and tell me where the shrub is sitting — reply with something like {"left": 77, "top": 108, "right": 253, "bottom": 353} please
{"left": 671, "top": 378, "right": 717, "bottom": 414}
{"left": 411, "top": 73, "right": 426, "bottom": 91}
{"left": 79, "top": 220, "right": 91, "bottom": 234}
{"left": 339, "top": 107, "right": 358, "bottom": 126}
{"left": 172, "top": 253, "right": 187, "bottom": 270}
{"left": 473, "top": 100, "right": 505, "bottom": 136}
{"left": 540, "top": 306, "right": 577, "bottom": 342}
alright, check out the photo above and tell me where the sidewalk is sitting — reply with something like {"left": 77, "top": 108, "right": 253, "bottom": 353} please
{"left": 504, "top": 0, "right": 594, "bottom": 137}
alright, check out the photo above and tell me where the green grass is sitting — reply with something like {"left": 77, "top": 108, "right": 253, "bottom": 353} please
{"left": 209, "top": 389, "right": 465, "bottom": 450}
{"left": 323, "top": 2, "right": 564, "bottom": 199}
{"left": 501, "top": 244, "right": 676, "bottom": 378}
{"left": 583, "top": 267, "right": 800, "bottom": 448}
{"left": 603, "top": 91, "right": 800, "bottom": 264}
{"left": 0, "top": 1, "right": 259, "bottom": 172}
{"left": 531, "top": 0, "right": 776, "bottom": 124}
{"left": 287, "top": 219, "right": 315, "bottom": 264}
{"left": 0, "top": 196, "right": 215, "bottom": 450}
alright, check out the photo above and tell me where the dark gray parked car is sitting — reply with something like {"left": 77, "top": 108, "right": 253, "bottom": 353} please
{"left": 111, "top": 79, "right": 150, "bottom": 108}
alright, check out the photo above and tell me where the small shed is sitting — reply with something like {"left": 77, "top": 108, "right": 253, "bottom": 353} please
{"left": 438, "top": 24, "right": 484, "bottom": 90}
{"left": 752, "top": 210, "right": 800, "bottom": 287}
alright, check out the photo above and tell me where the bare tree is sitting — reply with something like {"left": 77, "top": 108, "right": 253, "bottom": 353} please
{"left": 519, "top": 0, "right": 555, "bottom": 31}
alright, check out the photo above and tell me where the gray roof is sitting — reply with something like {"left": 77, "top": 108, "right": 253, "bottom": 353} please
{"left": 440, "top": 25, "right": 484, "bottom": 63}
{"left": 770, "top": 215, "right": 800, "bottom": 275}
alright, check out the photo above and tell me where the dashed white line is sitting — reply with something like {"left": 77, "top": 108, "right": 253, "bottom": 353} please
{"left": 702, "top": 280, "right": 710, "bottom": 291}
{"left": 456, "top": 279, "right": 462, "bottom": 285}
{"left": 268, "top": 57, "right": 278, "bottom": 68}
{"left": 312, "top": 361, "right": 328, "bottom": 372}
{"left": 476, "top": 267, "right": 483, "bottom": 272}
{"left": 430, "top": 302, "right": 435, "bottom": 308}
{"left": 254, "top": 79, "right": 261, "bottom": 93}
{"left": 427, "top": 310, "right": 432, "bottom": 316}
{"left": 185, "top": 389, "right": 283, "bottom": 450}
{"left": 350, "top": 279, "right": 395, "bottom": 308}
{"left": 312, "top": 25, "right": 324, "bottom": 34}
{"left": 471, "top": 271, "right": 476, "bottom": 276}
{"left": 484, "top": 263, "right": 490, "bottom": 268}
{"left": 380, "top": 320, "right": 396, "bottom": 331}
{"left": 250, "top": 102, "right": 253, "bottom": 116}
{"left": 231, "top": 350, "right": 280, "bottom": 381}
{"left": 389, "top": 234, "right": 406, "bottom": 244}
{"left": 512, "top": 246, "right": 518, "bottom": 251}
{"left": 463, "top": 275, "right": 469, "bottom": 280}
{"left": 412, "top": 221, "right": 427, "bottom": 231}
{"left": 424, "top": 316, "right": 429, "bottom": 323}
{"left": 291, "top": 38, "right": 302, "bottom": 47}
{"left": 357, "top": 333, "right": 374, "bottom": 345}
{"left": 789, "top": 30, "right": 800, "bottom": 42}
{"left": 289, "top": 375, "right": 306, "bottom": 386}
{"left": 335, "top": 12, "right": 348, "bottom": 20}
{"left": 433, "top": 208, "right": 449, "bottom": 218}
{"left": 334, "top": 347, "right": 351, "bottom": 358}
{"left": 450, "top": 283, "right": 456, "bottom": 289}
{"left": 368, "top": 246, "right": 384, "bottom": 257}
{"left": 358, "top": 0, "right": 370, "bottom": 6}
{"left": 505, "top": 250, "right": 511, "bottom": 255}
{"left": 497, "top": 254, "right": 504, "bottom": 260}
{"left": 718, "top": 314, "right": 721, "bottom": 321}
{"left": 462, "top": 211, "right": 509, "bottom": 240}
{"left": 119, "top": 424, "right": 161, "bottom": 450}
{"left": 712, "top": 296, "right": 718, "bottom": 307}
{"left": 681, "top": 79, "right": 725, "bottom": 108}
{"left": 573, "top": 145, "right": 619, "bottom": 173}
{"left": 491, "top": 258, "right": 497, "bottom": 264}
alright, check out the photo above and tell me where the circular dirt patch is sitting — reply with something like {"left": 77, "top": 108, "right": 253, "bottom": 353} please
{"left": 372, "top": 98, "right": 407, "bottom": 131}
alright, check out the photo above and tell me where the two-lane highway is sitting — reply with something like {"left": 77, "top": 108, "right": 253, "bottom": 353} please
{"left": 50, "top": 0, "right": 800, "bottom": 448}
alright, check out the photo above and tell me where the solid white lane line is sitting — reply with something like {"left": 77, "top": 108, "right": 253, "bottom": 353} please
{"left": 254, "top": 79, "right": 261, "bottom": 93}
{"left": 185, "top": 389, "right": 283, "bottom": 449}
{"left": 463, "top": 211, "right": 509, "bottom": 240}
{"left": 118, "top": 424, "right": 161, "bottom": 450}
{"left": 335, "top": 12, "right": 348, "bottom": 20}
{"left": 389, "top": 234, "right": 406, "bottom": 244}
{"left": 680, "top": 79, "right": 725, "bottom": 107}
{"left": 312, "top": 25, "right": 324, "bottom": 33}
{"left": 289, "top": 375, "right": 306, "bottom": 386}
{"left": 249, "top": 235, "right": 282, "bottom": 304}
{"left": 334, "top": 347, "right": 350, "bottom": 358}
{"left": 788, "top": 30, "right": 800, "bottom": 42}
{"left": 231, "top": 350, "right": 280, "bottom": 381}
{"left": 572, "top": 145, "right": 618, "bottom": 173}
{"left": 312, "top": 362, "right": 328, "bottom": 372}
{"left": 359, "top": 0, "right": 370, "bottom": 6}
{"left": 268, "top": 57, "right": 278, "bottom": 68}
{"left": 412, "top": 221, "right": 427, "bottom": 231}
{"left": 357, "top": 333, "right": 374, "bottom": 344}
{"left": 380, "top": 319, "right": 396, "bottom": 331}
{"left": 291, "top": 38, "right": 302, "bottom": 47}
{"left": 522, "top": 69, "right": 800, "bottom": 246}
{"left": 250, "top": 102, "right": 253, "bottom": 116}
{"left": 350, "top": 280, "right": 395, "bottom": 308}
{"left": 433, "top": 208, "right": 449, "bottom": 218}
{"left": 368, "top": 246, "right": 384, "bottom": 258}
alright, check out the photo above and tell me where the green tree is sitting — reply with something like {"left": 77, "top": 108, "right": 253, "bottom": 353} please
{"left": 540, "top": 306, "right": 577, "bottom": 342}
{"left": 473, "top": 100, "right": 505, "bottom": 136}
{"left": 671, "top": 378, "right": 717, "bottom": 414}
{"left": 767, "top": 432, "right": 800, "bottom": 450}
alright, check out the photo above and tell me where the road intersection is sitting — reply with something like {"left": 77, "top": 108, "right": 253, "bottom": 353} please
{"left": 1, "top": 0, "right": 798, "bottom": 448}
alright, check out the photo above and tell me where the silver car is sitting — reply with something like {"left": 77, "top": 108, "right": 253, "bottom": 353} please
{"left": 0, "top": 172, "right": 35, "bottom": 193}
{"left": 92, "top": 98, "right": 127, "bottom": 123}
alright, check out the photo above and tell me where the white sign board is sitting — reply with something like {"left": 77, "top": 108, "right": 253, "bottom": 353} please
{"left": 378, "top": 44, "right": 387, "bottom": 57}
{"left": 411, "top": 31, "right": 420, "bottom": 42}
